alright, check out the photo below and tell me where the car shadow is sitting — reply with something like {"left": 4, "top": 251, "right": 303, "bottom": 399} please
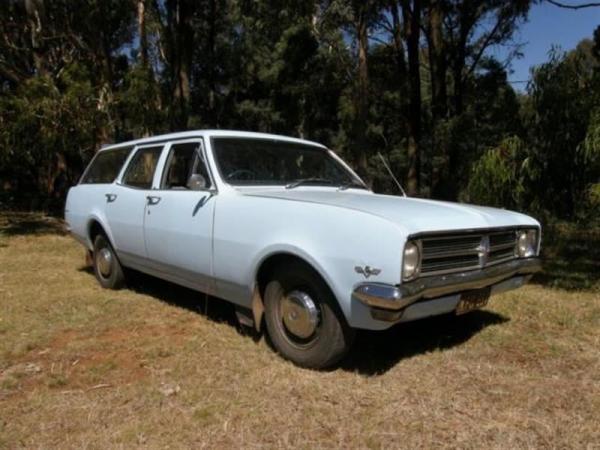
{"left": 78, "top": 266, "right": 239, "bottom": 328}
{"left": 340, "top": 310, "right": 508, "bottom": 375}
{"left": 79, "top": 265, "right": 508, "bottom": 375}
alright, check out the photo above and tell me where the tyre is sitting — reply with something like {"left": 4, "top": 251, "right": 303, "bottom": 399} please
{"left": 263, "top": 262, "right": 355, "bottom": 369}
{"left": 92, "top": 234, "right": 125, "bottom": 289}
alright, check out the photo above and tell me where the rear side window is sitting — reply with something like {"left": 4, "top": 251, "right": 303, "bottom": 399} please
{"left": 80, "top": 147, "right": 132, "bottom": 184}
{"left": 122, "top": 146, "right": 163, "bottom": 189}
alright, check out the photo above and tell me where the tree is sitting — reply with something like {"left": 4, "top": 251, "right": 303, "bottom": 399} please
{"left": 427, "top": 0, "right": 532, "bottom": 199}
{"left": 151, "top": 0, "right": 197, "bottom": 130}
{"left": 400, "top": 0, "right": 422, "bottom": 195}
{"left": 525, "top": 40, "right": 599, "bottom": 216}
{"left": 0, "top": 0, "right": 134, "bottom": 204}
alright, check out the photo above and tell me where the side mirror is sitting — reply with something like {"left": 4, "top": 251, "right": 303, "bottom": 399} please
{"left": 187, "top": 174, "right": 207, "bottom": 190}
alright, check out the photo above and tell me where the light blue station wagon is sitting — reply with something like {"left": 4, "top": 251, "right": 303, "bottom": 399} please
{"left": 65, "top": 130, "right": 542, "bottom": 368}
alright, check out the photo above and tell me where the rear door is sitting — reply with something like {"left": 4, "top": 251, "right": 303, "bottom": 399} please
{"left": 66, "top": 146, "right": 133, "bottom": 245}
{"left": 105, "top": 144, "right": 164, "bottom": 261}
{"left": 143, "top": 139, "right": 216, "bottom": 292}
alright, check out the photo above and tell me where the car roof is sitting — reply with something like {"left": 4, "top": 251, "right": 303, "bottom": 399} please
{"left": 99, "top": 130, "right": 326, "bottom": 152}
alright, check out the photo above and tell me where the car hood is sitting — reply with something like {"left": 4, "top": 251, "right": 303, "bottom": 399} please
{"left": 241, "top": 188, "right": 538, "bottom": 235}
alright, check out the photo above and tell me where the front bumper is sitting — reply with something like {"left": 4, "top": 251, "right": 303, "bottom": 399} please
{"left": 353, "top": 257, "right": 541, "bottom": 313}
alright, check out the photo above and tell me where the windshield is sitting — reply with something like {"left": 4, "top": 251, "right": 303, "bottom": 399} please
{"left": 211, "top": 137, "right": 364, "bottom": 188}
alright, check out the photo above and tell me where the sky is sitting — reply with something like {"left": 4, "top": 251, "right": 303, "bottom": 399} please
{"left": 496, "top": 2, "right": 600, "bottom": 90}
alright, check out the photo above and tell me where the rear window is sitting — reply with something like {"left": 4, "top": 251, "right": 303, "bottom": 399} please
{"left": 80, "top": 147, "right": 133, "bottom": 184}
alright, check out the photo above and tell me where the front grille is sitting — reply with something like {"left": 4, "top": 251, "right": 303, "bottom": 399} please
{"left": 420, "top": 230, "right": 518, "bottom": 277}
{"left": 488, "top": 231, "right": 518, "bottom": 264}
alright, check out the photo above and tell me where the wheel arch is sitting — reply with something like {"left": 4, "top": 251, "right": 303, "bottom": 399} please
{"left": 251, "top": 250, "right": 345, "bottom": 332}
{"left": 256, "top": 252, "right": 333, "bottom": 296}
{"left": 86, "top": 215, "right": 116, "bottom": 250}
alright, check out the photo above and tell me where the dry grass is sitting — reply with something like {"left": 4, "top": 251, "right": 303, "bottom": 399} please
{"left": 0, "top": 213, "right": 599, "bottom": 449}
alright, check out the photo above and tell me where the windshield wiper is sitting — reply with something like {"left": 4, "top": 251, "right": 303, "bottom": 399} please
{"left": 285, "top": 178, "right": 334, "bottom": 189}
{"left": 338, "top": 179, "right": 368, "bottom": 191}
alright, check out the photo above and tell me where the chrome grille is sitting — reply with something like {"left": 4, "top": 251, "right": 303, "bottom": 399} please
{"left": 488, "top": 232, "right": 518, "bottom": 264}
{"left": 420, "top": 230, "right": 518, "bottom": 277}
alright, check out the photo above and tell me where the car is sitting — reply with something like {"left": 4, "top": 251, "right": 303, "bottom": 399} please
{"left": 65, "top": 130, "right": 542, "bottom": 368}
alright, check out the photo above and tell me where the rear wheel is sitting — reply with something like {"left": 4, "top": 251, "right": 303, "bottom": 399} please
{"left": 93, "top": 234, "right": 125, "bottom": 289}
{"left": 263, "top": 262, "right": 355, "bottom": 369}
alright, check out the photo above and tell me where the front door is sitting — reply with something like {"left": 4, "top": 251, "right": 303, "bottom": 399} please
{"left": 105, "top": 144, "right": 164, "bottom": 260}
{"left": 143, "top": 140, "right": 216, "bottom": 293}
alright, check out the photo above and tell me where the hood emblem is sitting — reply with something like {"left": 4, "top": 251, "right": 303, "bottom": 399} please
{"left": 355, "top": 265, "right": 381, "bottom": 278}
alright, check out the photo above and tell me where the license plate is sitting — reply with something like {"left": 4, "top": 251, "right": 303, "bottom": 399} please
{"left": 456, "top": 287, "right": 491, "bottom": 315}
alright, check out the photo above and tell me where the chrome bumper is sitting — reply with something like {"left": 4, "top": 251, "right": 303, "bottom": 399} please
{"left": 353, "top": 258, "right": 541, "bottom": 311}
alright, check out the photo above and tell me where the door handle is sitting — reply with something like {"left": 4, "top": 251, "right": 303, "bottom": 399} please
{"left": 147, "top": 195, "right": 161, "bottom": 205}
{"left": 105, "top": 193, "right": 117, "bottom": 203}
{"left": 192, "top": 192, "right": 215, "bottom": 216}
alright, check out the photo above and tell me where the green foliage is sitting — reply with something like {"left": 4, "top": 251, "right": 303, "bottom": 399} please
{"left": 0, "top": 63, "right": 105, "bottom": 200}
{"left": 465, "top": 136, "right": 532, "bottom": 209}
{"left": 465, "top": 41, "right": 600, "bottom": 222}
{"left": 579, "top": 109, "right": 600, "bottom": 170}
{"left": 0, "top": 0, "right": 598, "bottom": 222}
{"left": 578, "top": 110, "right": 600, "bottom": 223}
{"left": 525, "top": 41, "right": 599, "bottom": 218}
{"left": 584, "top": 183, "right": 600, "bottom": 224}
{"left": 118, "top": 66, "right": 165, "bottom": 139}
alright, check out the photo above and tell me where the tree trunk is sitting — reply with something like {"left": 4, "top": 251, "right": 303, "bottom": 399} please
{"left": 24, "top": 0, "right": 47, "bottom": 76}
{"left": 439, "top": 4, "right": 470, "bottom": 199}
{"left": 137, "top": 0, "right": 148, "bottom": 67}
{"left": 390, "top": 1, "right": 406, "bottom": 82}
{"left": 452, "top": 5, "right": 469, "bottom": 116}
{"left": 207, "top": 0, "right": 217, "bottom": 126}
{"left": 166, "top": 0, "right": 194, "bottom": 130}
{"left": 354, "top": 2, "right": 370, "bottom": 184}
{"left": 428, "top": 0, "right": 447, "bottom": 121}
{"left": 402, "top": 0, "right": 422, "bottom": 196}
{"left": 427, "top": 0, "right": 447, "bottom": 196}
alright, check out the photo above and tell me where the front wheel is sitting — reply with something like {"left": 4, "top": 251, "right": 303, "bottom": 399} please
{"left": 263, "top": 263, "right": 355, "bottom": 369}
{"left": 93, "top": 234, "right": 125, "bottom": 289}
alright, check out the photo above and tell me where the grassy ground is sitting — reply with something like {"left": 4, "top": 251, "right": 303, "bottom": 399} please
{"left": 0, "top": 213, "right": 599, "bottom": 449}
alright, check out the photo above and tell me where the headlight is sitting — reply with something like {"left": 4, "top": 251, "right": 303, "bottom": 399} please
{"left": 516, "top": 229, "right": 537, "bottom": 258}
{"left": 402, "top": 240, "right": 421, "bottom": 280}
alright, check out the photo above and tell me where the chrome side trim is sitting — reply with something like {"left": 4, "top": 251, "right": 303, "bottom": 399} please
{"left": 116, "top": 250, "right": 218, "bottom": 297}
{"left": 353, "top": 257, "right": 541, "bottom": 311}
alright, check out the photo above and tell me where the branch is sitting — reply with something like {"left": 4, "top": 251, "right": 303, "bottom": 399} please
{"left": 547, "top": 0, "right": 600, "bottom": 9}
{"left": 0, "top": 62, "right": 26, "bottom": 84}
{"left": 370, "top": 35, "right": 393, "bottom": 47}
{"left": 466, "top": 15, "right": 504, "bottom": 76}
{"left": 376, "top": 10, "right": 396, "bottom": 35}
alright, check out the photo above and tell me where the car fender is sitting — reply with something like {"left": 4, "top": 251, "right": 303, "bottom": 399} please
{"left": 212, "top": 192, "right": 406, "bottom": 329}
{"left": 85, "top": 211, "right": 116, "bottom": 249}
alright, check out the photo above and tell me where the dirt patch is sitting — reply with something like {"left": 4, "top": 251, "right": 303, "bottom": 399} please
{"left": 0, "top": 326, "right": 176, "bottom": 396}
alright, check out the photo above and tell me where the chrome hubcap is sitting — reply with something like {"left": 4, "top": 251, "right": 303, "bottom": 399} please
{"left": 96, "top": 248, "right": 112, "bottom": 277}
{"left": 280, "top": 290, "right": 319, "bottom": 339}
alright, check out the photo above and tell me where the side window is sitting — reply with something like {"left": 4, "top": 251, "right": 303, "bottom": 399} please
{"left": 80, "top": 147, "right": 132, "bottom": 184}
{"left": 122, "top": 146, "right": 163, "bottom": 189}
{"left": 161, "top": 142, "right": 212, "bottom": 190}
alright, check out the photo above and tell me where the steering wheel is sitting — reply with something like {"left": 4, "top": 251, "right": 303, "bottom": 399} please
{"left": 226, "top": 169, "right": 256, "bottom": 181}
